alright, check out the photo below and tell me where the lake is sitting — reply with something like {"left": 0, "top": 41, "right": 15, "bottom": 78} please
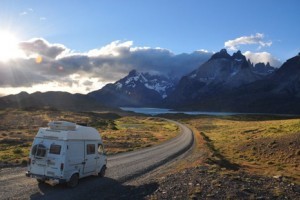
{"left": 120, "top": 107, "right": 240, "bottom": 116}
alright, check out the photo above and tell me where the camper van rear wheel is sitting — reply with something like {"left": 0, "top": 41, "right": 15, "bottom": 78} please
{"left": 99, "top": 166, "right": 106, "bottom": 177}
{"left": 67, "top": 173, "right": 79, "bottom": 188}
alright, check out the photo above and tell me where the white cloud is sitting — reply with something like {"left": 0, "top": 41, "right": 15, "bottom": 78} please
{"left": 225, "top": 33, "right": 272, "bottom": 51}
{"left": 19, "top": 8, "right": 33, "bottom": 16}
{"left": 243, "top": 51, "right": 281, "bottom": 67}
{"left": 88, "top": 40, "right": 133, "bottom": 57}
{"left": 19, "top": 12, "right": 28, "bottom": 16}
{"left": 196, "top": 49, "right": 209, "bottom": 53}
{"left": 39, "top": 17, "right": 47, "bottom": 21}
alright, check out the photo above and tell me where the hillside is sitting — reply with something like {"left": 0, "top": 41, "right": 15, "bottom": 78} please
{"left": 0, "top": 91, "right": 114, "bottom": 111}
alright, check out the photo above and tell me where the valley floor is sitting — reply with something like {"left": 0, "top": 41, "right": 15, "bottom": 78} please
{"left": 126, "top": 115, "right": 300, "bottom": 199}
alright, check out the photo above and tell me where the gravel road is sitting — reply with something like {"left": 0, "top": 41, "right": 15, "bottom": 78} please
{"left": 0, "top": 119, "right": 193, "bottom": 200}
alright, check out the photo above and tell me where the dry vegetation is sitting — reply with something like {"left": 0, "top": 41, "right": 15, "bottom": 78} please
{"left": 102, "top": 116, "right": 179, "bottom": 154}
{"left": 0, "top": 109, "right": 179, "bottom": 167}
{"left": 186, "top": 115, "right": 300, "bottom": 183}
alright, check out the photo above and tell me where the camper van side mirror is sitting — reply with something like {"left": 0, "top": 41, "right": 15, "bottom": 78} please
{"left": 98, "top": 144, "right": 106, "bottom": 155}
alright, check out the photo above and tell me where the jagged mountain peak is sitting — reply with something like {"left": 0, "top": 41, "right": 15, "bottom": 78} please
{"left": 210, "top": 49, "right": 231, "bottom": 60}
{"left": 128, "top": 69, "right": 138, "bottom": 76}
{"left": 253, "top": 62, "right": 276, "bottom": 75}
{"left": 209, "top": 49, "right": 249, "bottom": 63}
{"left": 232, "top": 50, "right": 246, "bottom": 60}
{"left": 187, "top": 48, "right": 259, "bottom": 85}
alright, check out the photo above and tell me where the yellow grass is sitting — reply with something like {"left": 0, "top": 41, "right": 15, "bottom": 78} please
{"left": 102, "top": 117, "right": 179, "bottom": 154}
{"left": 187, "top": 116, "right": 300, "bottom": 183}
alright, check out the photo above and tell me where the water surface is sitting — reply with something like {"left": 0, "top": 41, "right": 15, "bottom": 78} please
{"left": 120, "top": 107, "right": 239, "bottom": 116}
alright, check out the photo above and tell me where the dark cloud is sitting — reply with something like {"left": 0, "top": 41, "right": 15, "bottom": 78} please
{"left": 19, "top": 38, "right": 67, "bottom": 59}
{"left": 1, "top": 39, "right": 212, "bottom": 89}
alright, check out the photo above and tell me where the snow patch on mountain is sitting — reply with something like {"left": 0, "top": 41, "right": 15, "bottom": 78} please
{"left": 114, "top": 70, "right": 176, "bottom": 98}
{"left": 116, "top": 82, "right": 123, "bottom": 90}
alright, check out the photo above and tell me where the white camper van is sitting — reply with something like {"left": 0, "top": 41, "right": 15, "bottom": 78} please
{"left": 26, "top": 121, "right": 107, "bottom": 187}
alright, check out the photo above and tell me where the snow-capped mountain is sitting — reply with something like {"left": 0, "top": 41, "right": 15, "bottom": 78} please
{"left": 117, "top": 70, "right": 175, "bottom": 98}
{"left": 88, "top": 70, "right": 176, "bottom": 107}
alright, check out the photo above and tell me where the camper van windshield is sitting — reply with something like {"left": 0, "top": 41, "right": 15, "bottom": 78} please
{"left": 31, "top": 144, "right": 47, "bottom": 157}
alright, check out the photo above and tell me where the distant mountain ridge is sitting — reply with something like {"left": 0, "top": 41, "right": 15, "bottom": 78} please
{"left": 0, "top": 91, "right": 113, "bottom": 111}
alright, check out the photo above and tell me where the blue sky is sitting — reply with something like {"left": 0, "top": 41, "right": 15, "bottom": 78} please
{"left": 0, "top": 0, "right": 299, "bottom": 95}
{"left": 2, "top": 0, "right": 299, "bottom": 57}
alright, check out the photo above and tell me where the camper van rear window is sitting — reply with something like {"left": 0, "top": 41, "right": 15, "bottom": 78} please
{"left": 49, "top": 144, "right": 61, "bottom": 155}
{"left": 31, "top": 144, "right": 47, "bottom": 157}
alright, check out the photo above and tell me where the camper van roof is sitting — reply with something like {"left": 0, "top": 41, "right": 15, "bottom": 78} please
{"left": 48, "top": 121, "right": 76, "bottom": 131}
{"left": 35, "top": 121, "right": 101, "bottom": 141}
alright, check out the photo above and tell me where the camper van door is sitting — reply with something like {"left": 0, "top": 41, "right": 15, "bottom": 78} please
{"left": 30, "top": 140, "right": 64, "bottom": 178}
{"left": 84, "top": 142, "right": 97, "bottom": 174}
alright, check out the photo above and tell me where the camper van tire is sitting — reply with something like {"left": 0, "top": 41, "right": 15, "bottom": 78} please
{"left": 98, "top": 165, "right": 106, "bottom": 177}
{"left": 67, "top": 173, "right": 79, "bottom": 188}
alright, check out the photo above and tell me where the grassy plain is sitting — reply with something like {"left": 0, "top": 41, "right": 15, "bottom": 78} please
{"left": 0, "top": 109, "right": 179, "bottom": 166}
{"left": 185, "top": 115, "right": 300, "bottom": 183}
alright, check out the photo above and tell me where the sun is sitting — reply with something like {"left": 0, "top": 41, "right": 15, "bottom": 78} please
{"left": 0, "top": 31, "right": 22, "bottom": 61}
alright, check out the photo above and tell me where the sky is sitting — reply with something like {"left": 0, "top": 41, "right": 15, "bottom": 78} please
{"left": 0, "top": 0, "right": 299, "bottom": 96}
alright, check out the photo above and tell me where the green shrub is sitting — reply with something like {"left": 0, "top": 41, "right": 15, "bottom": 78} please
{"left": 13, "top": 148, "right": 23, "bottom": 154}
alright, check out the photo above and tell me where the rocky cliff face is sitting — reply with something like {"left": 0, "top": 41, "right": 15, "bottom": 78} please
{"left": 165, "top": 49, "right": 262, "bottom": 106}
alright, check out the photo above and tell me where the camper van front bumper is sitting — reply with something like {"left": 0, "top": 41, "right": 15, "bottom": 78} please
{"left": 26, "top": 171, "right": 66, "bottom": 184}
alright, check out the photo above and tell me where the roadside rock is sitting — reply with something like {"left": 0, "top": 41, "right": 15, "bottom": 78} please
{"left": 145, "top": 165, "right": 300, "bottom": 199}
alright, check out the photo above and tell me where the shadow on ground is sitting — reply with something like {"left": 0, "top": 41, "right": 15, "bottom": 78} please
{"left": 30, "top": 176, "right": 158, "bottom": 200}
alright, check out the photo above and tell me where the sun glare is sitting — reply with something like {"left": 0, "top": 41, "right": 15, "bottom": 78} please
{"left": 0, "top": 31, "right": 22, "bottom": 61}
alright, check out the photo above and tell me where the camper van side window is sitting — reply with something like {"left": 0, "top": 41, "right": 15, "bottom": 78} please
{"left": 87, "top": 144, "right": 95, "bottom": 154}
{"left": 31, "top": 144, "right": 46, "bottom": 157}
{"left": 49, "top": 144, "right": 61, "bottom": 155}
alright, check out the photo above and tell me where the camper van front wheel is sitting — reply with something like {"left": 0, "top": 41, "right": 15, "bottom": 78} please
{"left": 67, "top": 173, "right": 79, "bottom": 188}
